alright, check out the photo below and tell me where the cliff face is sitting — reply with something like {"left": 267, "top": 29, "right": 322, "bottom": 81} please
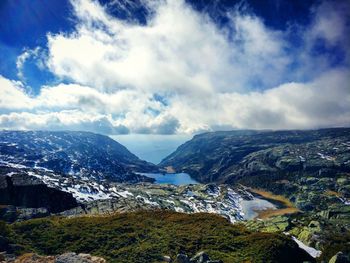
{"left": 0, "top": 174, "right": 78, "bottom": 213}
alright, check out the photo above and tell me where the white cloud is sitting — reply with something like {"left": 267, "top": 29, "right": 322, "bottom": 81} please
{"left": 16, "top": 47, "right": 42, "bottom": 81}
{"left": 0, "top": 76, "right": 34, "bottom": 109}
{"left": 309, "top": 0, "right": 350, "bottom": 47}
{"left": 0, "top": 0, "right": 349, "bottom": 134}
{"left": 46, "top": 0, "right": 293, "bottom": 94}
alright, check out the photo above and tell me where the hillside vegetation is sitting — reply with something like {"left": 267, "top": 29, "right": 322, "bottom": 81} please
{"left": 1, "top": 210, "right": 313, "bottom": 263}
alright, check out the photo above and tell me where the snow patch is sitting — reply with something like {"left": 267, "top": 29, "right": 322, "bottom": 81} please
{"left": 292, "top": 236, "right": 322, "bottom": 258}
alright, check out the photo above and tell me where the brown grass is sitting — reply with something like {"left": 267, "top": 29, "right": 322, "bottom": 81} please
{"left": 15, "top": 253, "right": 55, "bottom": 263}
{"left": 255, "top": 207, "right": 299, "bottom": 219}
{"left": 248, "top": 188, "right": 299, "bottom": 219}
{"left": 324, "top": 190, "right": 342, "bottom": 197}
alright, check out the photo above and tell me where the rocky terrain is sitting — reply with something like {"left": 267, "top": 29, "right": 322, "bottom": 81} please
{"left": 0, "top": 163, "right": 255, "bottom": 223}
{"left": 61, "top": 183, "right": 253, "bottom": 223}
{"left": 1, "top": 128, "right": 349, "bottom": 262}
{"left": 0, "top": 131, "right": 157, "bottom": 183}
{"left": 0, "top": 172, "right": 78, "bottom": 214}
{"left": 160, "top": 128, "right": 350, "bottom": 262}
{"left": 160, "top": 128, "right": 350, "bottom": 184}
{"left": 160, "top": 129, "right": 350, "bottom": 222}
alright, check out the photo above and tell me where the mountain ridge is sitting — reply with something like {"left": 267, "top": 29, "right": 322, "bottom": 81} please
{"left": 160, "top": 127, "right": 350, "bottom": 183}
{"left": 0, "top": 130, "right": 158, "bottom": 183}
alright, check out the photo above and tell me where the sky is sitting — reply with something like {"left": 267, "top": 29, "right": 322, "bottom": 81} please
{"left": 0, "top": 0, "right": 349, "bottom": 135}
{"left": 111, "top": 133, "right": 192, "bottom": 163}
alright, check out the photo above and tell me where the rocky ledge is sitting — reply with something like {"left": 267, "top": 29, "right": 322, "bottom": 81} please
{"left": 0, "top": 172, "right": 78, "bottom": 214}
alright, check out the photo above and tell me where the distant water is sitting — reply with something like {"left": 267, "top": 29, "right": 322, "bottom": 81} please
{"left": 241, "top": 198, "right": 276, "bottom": 220}
{"left": 110, "top": 134, "right": 192, "bottom": 164}
{"left": 140, "top": 172, "right": 276, "bottom": 219}
{"left": 141, "top": 172, "right": 199, "bottom": 185}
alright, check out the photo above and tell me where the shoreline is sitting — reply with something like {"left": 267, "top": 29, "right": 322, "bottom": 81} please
{"left": 248, "top": 188, "right": 299, "bottom": 219}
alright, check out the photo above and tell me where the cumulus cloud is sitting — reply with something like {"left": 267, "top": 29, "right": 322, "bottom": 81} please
{"left": 46, "top": 0, "right": 293, "bottom": 93}
{"left": 0, "top": 76, "right": 34, "bottom": 109}
{"left": 0, "top": 110, "right": 128, "bottom": 134}
{"left": 0, "top": 0, "right": 349, "bottom": 134}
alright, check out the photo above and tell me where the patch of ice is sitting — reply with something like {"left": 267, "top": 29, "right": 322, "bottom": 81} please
{"left": 117, "top": 190, "right": 134, "bottom": 198}
{"left": 174, "top": 207, "right": 184, "bottom": 212}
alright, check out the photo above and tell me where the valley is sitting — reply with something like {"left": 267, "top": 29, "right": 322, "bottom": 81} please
{"left": 0, "top": 129, "right": 349, "bottom": 262}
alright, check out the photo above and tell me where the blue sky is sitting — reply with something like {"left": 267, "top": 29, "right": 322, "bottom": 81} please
{"left": 0, "top": 0, "right": 349, "bottom": 134}
{"left": 0, "top": 0, "right": 322, "bottom": 89}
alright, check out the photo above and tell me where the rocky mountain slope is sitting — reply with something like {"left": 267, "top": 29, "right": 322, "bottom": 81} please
{"left": 0, "top": 163, "right": 254, "bottom": 224}
{"left": 160, "top": 128, "right": 350, "bottom": 211}
{"left": 1, "top": 128, "right": 349, "bottom": 262}
{"left": 160, "top": 128, "right": 350, "bottom": 262}
{"left": 160, "top": 128, "right": 350, "bottom": 184}
{"left": 0, "top": 130, "right": 157, "bottom": 183}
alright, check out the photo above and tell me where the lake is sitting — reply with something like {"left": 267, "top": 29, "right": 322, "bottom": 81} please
{"left": 141, "top": 173, "right": 277, "bottom": 220}
{"left": 241, "top": 197, "right": 277, "bottom": 220}
{"left": 141, "top": 172, "right": 199, "bottom": 185}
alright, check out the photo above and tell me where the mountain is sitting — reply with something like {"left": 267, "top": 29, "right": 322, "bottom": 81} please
{"left": 1, "top": 128, "right": 349, "bottom": 262}
{"left": 0, "top": 130, "right": 157, "bottom": 183}
{"left": 160, "top": 128, "right": 350, "bottom": 184}
{"left": 159, "top": 128, "right": 350, "bottom": 261}
{"left": 160, "top": 128, "right": 350, "bottom": 211}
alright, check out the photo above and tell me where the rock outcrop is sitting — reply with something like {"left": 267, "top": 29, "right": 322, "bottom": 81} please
{"left": 2, "top": 252, "right": 106, "bottom": 263}
{"left": 0, "top": 173, "right": 78, "bottom": 214}
{"left": 173, "top": 251, "right": 223, "bottom": 263}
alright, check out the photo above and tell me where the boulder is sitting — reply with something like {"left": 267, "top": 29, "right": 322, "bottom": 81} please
{"left": 190, "top": 251, "right": 210, "bottom": 263}
{"left": 175, "top": 253, "right": 190, "bottom": 263}
{"left": 55, "top": 252, "right": 106, "bottom": 263}
{"left": 162, "top": 255, "right": 172, "bottom": 262}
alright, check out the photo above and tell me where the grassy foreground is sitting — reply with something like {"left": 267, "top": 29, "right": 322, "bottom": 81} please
{"left": 1, "top": 210, "right": 313, "bottom": 263}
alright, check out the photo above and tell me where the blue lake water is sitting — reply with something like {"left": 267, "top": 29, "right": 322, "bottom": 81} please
{"left": 141, "top": 173, "right": 199, "bottom": 185}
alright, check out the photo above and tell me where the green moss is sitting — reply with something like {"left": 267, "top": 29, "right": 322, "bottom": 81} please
{"left": 319, "top": 232, "right": 350, "bottom": 262}
{"left": 4, "top": 211, "right": 313, "bottom": 263}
